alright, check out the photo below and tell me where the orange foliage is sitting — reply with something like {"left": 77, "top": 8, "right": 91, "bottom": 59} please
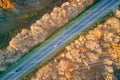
{"left": 0, "top": 0, "right": 15, "bottom": 9}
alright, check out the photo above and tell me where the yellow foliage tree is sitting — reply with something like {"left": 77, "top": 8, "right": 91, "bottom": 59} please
{"left": 0, "top": 0, "right": 15, "bottom": 9}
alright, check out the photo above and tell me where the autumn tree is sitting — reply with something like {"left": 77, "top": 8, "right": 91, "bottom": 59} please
{"left": 0, "top": 0, "right": 15, "bottom": 9}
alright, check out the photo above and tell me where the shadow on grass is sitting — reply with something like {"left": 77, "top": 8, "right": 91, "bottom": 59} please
{"left": 114, "top": 69, "right": 120, "bottom": 80}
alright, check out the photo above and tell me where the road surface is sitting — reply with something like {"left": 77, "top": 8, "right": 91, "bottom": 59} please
{"left": 1, "top": 0, "right": 120, "bottom": 80}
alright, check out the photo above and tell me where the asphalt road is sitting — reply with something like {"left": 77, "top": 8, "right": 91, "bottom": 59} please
{"left": 1, "top": 0, "right": 120, "bottom": 80}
